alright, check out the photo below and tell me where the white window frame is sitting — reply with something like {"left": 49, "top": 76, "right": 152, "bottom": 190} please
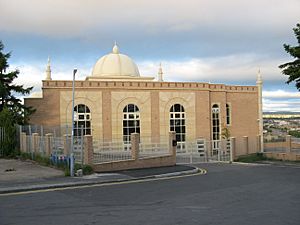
{"left": 122, "top": 104, "right": 140, "bottom": 150}
{"left": 170, "top": 104, "right": 186, "bottom": 153}
{"left": 211, "top": 103, "right": 220, "bottom": 155}
{"left": 73, "top": 104, "right": 91, "bottom": 137}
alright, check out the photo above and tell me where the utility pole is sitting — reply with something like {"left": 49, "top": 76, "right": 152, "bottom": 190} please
{"left": 256, "top": 69, "right": 264, "bottom": 152}
{"left": 70, "top": 68, "right": 77, "bottom": 177}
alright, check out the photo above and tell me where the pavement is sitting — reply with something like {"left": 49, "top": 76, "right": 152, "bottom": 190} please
{"left": 0, "top": 158, "right": 199, "bottom": 194}
{"left": 1, "top": 158, "right": 298, "bottom": 195}
{"left": 1, "top": 161, "right": 299, "bottom": 225}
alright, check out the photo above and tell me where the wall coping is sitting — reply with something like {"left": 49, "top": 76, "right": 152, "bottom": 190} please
{"left": 41, "top": 80, "right": 257, "bottom": 93}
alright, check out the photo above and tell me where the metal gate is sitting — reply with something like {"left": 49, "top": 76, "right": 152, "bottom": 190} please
{"left": 176, "top": 139, "right": 232, "bottom": 164}
{"left": 73, "top": 137, "right": 84, "bottom": 164}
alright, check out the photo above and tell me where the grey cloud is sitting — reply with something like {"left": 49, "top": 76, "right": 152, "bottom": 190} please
{"left": 1, "top": 0, "right": 299, "bottom": 38}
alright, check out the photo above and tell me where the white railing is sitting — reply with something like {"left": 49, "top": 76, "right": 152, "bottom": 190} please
{"left": 176, "top": 139, "right": 231, "bottom": 164}
{"left": 139, "top": 142, "right": 169, "bottom": 159}
{"left": 52, "top": 137, "right": 64, "bottom": 155}
{"left": 93, "top": 140, "right": 132, "bottom": 163}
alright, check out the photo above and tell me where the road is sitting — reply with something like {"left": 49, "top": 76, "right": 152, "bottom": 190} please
{"left": 0, "top": 163, "right": 299, "bottom": 225}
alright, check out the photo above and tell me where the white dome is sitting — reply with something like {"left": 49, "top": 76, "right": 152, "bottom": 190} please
{"left": 91, "top": 44, "right": 140, "bottom": 77}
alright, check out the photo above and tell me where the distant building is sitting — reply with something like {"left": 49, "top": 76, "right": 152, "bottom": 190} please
{"left": 263, "top": 113, "right": 300, "bottom": 119}
{"left": 25, "top": 44, "right": 263, "bottom": 156}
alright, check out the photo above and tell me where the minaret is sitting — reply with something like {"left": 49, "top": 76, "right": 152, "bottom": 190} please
{"left": 45, "top": 57, "right": 52, "bottom": 80}
{"left": 158, "top": 63, "right": 163, "bottom": 81}
{"left": 256, "top": 68, "right": 263, "bottom": 152}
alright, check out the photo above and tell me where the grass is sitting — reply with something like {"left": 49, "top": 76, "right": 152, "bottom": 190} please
{"left": 18, "top": 152, "right": 94, "bottom": 176}
{"left": 235, "top": 152, "right": 300, "bottom": 163}
{"left": 235, "top": 153, "right": 267, "bottom": 163}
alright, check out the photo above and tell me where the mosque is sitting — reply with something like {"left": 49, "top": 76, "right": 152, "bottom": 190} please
{"left": 25, "top": 43, "right": 263, "bottom": 156}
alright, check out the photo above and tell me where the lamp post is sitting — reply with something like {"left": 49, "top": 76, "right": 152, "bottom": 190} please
{"left": 70, "top": 68, "right": 77, "bottom": 177}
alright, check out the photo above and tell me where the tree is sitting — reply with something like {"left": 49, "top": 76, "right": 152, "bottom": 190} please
{"left": 279, "top": 23, "right": 300, "bottom": 91}
{"left": 0, "top": 41, "right": 34, "bottom": 124}
{"left": 221, "top": 124, "right": 231, "bottom": 140}
{"left": 0, "top": 107, "right": 17, "bottom": 156}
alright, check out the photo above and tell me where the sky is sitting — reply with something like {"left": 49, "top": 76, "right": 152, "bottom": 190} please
{"left": 1, "top": 0, "right": 300, "bottom": 112}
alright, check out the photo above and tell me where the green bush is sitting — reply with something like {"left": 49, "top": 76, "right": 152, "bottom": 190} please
{"left": 19, "top": 152, "right": 32, "bottom": 160}
{"left": 235, "top": 153, "right": 267, "bottom": 163}
{"left": 288, "top": 130, "right": 300, "bottom": 138}
{"left": 82, "top": 165, "right": 93, "bottom": 175}
{"left": 64, "top": 167, "right": 70, "bottom": 176}
{"left": 19, "top": 152, "right": 50, "bottom": 166}
{"left": 74, "top": 163, "right": 94, "bottom": 175}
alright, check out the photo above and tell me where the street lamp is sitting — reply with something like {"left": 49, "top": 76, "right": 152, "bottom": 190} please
{"left": 70, "top": 68, "right": 77, "bottom": 177}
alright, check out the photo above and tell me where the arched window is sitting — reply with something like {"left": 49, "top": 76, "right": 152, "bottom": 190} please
{"left": 212, "top": 104, "right": 220, "bottom": 155}
{"left": 170, "top": 104, "right": 186, "bottom": 151}
{"left": 74, "top": 104, "right": 91, "bottom": 136}
{"left": 123, "top": 104, "right": 140, "bottom": 145}
{"left": 226, "top": 103, "right": 231, "bottom": 125}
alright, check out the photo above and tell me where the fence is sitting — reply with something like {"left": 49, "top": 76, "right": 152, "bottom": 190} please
{"left": 20, "top": 132, "right": 84, "bottom": 164}
{"left": 89, "top": 133, "right": 177, "bottom": 172}
{"left": 263, "top": 135, "right": 300, "bottom": 161}
{"left": 19, "top": 129, "right": 261, "bottom": 166}
{"left": 0, "top": 127, "right": 4, "bottom": 156}
{"left": 18, "top": 124, "right": 267, "bottom": 169}
{"left": 93, "top": 140, "right": 132, "bottom": 163}
{"left": 20, "top": 124, "right": 74, "bottom": 137}
{"left": 93, "top": 137, "right": 170, "bottom": 164}
{"left": 139, "top": 137, "right": 169, "bottom": 159}
{"left": 0, "top": 125, "right": 18, "bottom": 157}
{"left": 92, "top": 138, "right": 233, "bottom": 165}
{"left": 264, "top": 135, "right": 300, "bottom": 153}
{"left": 176, "top": 139, "right": 232, "bottom": 164}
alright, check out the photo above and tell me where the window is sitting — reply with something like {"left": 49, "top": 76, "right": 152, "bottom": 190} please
{"left": 123, "top": 104, "right": 140, "bottom": 146}
{"left": 170, "top": 104, "right": 186, "bottom": 152}
{"left": 226, "top": 103, "right": 231, "bottom": 125}
{"left": 74, "top": 104, "right": 91, "bottom": 136}
{"left": 212, "top": 104, "right": 220, "bottom": 155}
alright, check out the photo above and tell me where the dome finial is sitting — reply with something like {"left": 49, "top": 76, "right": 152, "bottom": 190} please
{"left": 112, "top": 41, "right": 119, "bottom": 54}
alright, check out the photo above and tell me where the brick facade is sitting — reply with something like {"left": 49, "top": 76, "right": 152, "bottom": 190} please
{"left": 25, "top": 80, "right": 259, "bottom": 156}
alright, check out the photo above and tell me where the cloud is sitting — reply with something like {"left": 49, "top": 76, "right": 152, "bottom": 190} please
{"left": 263, "top": 90, "right": 300, "bottom": 99}
{"left": 12, "top": 59, "right": 300, "bottom": 112}
{"left": 12, "top": 63, "right": 89, "bottom": 95}
{"left": 263, "top": 99, "right": 300, "bottom": 112}
{"left": 138, "top": 54, "right": 287, "bottom": 84}
{"left": 2, "top": 0, "right": 299, "bottom": 113}
{"left": 262, "top": 90, "right": 300, "bottom": 112}
{"left": 1, "top": 0, "right": 299, "bottom": 39}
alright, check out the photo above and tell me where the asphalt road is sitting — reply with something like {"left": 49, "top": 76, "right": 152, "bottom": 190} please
{"left": 0, "top": 163, "right": 299, "bottom": 225}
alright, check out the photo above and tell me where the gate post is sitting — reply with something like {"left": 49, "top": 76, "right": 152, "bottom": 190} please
{"left": 20, "top": 132, "right": 27, "bottom": 153}
{"left": 45, "top": 133, "right": 53, "bottom": 156}
{"left": 131, "top": 133, "right": 140, "bottom": 160}
{"left": 169, "top": 131, "right": 176, "bottom": 155}
{"left": 169, "top": 132, "right": 176, "bottom": 164}
{"left": 84, "top": 135, "right": 93, "bottom": 165}
{"left": 243, "top": 136, "right": 249, "bottom": 155}
{"left": 256, "top": 135, "right": 261, "bottom": 153}
{"left": 230, "top": 137, "right": 236, "bottom": 161}
{"left": 63, "top": 134, "right": 71, "bottom": 155}
{"left": 286, "top": 135, "right": 291, "bottom": 153}
{"left": 32, "top": 133, "right": 39, "bottom": 154}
